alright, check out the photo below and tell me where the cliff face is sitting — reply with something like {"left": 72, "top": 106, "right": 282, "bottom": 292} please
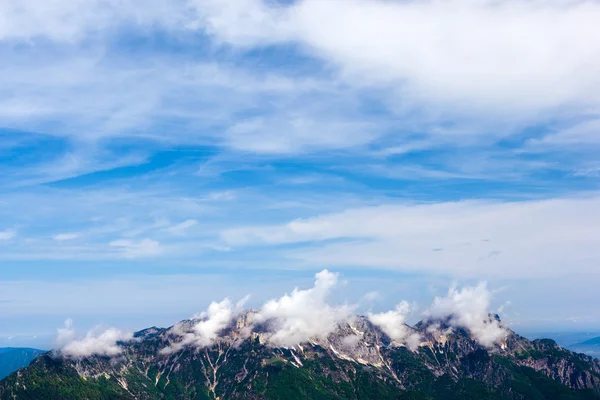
{"left": 2, "top": 315, "right": 600, "bottom": 400}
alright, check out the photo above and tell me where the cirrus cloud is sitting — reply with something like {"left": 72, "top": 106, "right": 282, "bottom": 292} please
{"left": 221, "top": 195, "right": 600, "bottom": 278}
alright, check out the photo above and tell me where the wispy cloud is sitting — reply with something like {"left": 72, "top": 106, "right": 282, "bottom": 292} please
{"left": 109, "top": 238, "right": 162, "bottom": 259}
{"left": 194, "top": 0, "right": 600, "bottom": 121}
{"left": 528, "top": 119, "right": 600, "bottom": 148}
{"left": 52, "top": 233, "right": 81, "bottom": 241}
{"left": 0, "top": 230, "right": 16, "bottom": 240}
{"left": 0, "top": 0, "right": 189, "bottom": 42}
{"left": 166, "top": 219, "right": 198, "bottom": 236}
{"left": 221, "top": 195, "right": 600, "bottom": 277}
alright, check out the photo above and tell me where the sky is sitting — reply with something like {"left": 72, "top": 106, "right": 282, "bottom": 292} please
{"left": 1, "top": 0, "right": 600, "bottom": 349}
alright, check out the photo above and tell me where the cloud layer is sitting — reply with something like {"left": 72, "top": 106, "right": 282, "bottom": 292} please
{"left": 194, "top": 0, "right": 600, "bottom": 121}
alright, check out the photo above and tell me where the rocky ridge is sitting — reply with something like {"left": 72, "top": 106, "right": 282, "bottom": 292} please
{"left": 2, "top": 313, "right": 600, "bottom": 399}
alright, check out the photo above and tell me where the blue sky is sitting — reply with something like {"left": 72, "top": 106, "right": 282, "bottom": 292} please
{"left": 1, "top": 0, "right": 600, "bottom": 348}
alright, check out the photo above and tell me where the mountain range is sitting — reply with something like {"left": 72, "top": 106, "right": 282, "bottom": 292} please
{"left": 2, "top": 313, "right": 600, "bottom": 400}
{"left": 0, "top": 348, "right": 45, "bottom": 380}
{"left": 569, "top": 338, "right": 600, "bottom": 359}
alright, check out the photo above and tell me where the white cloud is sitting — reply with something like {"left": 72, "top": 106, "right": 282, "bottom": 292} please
{"left": 162, "top": 296, "right": 249, "bottom": 353}
{"left": 109, "top": 238, "right": 162, "bottom": 258}
{"left": 368, "top": 301, "right": 420, "bottom": 348}
{"left": 62, "top": 329, "right": 133, "bottom": 358}
{"left": 222, "top": 195, "right": 600, "bottom": 278}
{"left": 424, "top": 283, "right": 506, "bottom": 347}
{"left": 55, "top": 318, "right": 77, "bottom": 348}
{"left": 0, "top": 230, "right": 15, "bottom": 240}
{"left": 256, "top": 269, "right": 354, "bottom": 347}
{"left": 193, "top": 299, "right": 241, "bottom": 346}
{"left": 193, "top": 0, "right": 600, "bottom": 122}
{"left": 55, "top": 319, "right": 133, "bottom": 358}
{"left": 53, "top": 233, "right": 80, "bottom": 241}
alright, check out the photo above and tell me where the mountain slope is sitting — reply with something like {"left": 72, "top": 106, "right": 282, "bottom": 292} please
{"left": 569, "top": 338, "right": 600, "bottom": 358}
{"left": 0, "top": 348, "right": 45, "bottom": 380}
{"left": 1, "top": 316, "right": 600, "bottom": 400}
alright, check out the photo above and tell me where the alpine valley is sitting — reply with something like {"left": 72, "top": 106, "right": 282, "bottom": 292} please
{"left": 1, "top": 313, "right": 600, "bottom": 400}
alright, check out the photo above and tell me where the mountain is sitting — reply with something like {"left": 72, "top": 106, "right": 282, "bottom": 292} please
{"left": 0, "top": 348, "right": 45, "bottom": 380}
{"left": 581, "top": 338, "right": 600, "bottom": 346}
{"left": 568, "top": 337, "right": 600, "bottom": 358}
{"left": 525, "top": 332, "right": 600, "bottom": 348}
{"left": 2, "top": 314, "right": 600, "bottom": 400}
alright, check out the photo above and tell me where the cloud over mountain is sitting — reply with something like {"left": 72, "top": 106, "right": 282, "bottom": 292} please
{"left": 162, "top": 297, "right": 249, "bottom": 354}
{"left": 64, "top": 270, "right": 510, "bottom": 357}
{"left": 256, "top": 269, "right": 354, "bottom": 347}
{"left": 424, "top": 283, "right": 506, "bottom": 347}
{"left": 368, "top": 301, "right": 420, "bottom": 349}
{"left": 56, "top": 319, "right": 133, "bottom": 358}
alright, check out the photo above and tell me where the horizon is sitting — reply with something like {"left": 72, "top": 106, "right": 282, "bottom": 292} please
{"left": 2, "top": 0, "right": 600, "bottom": 350}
